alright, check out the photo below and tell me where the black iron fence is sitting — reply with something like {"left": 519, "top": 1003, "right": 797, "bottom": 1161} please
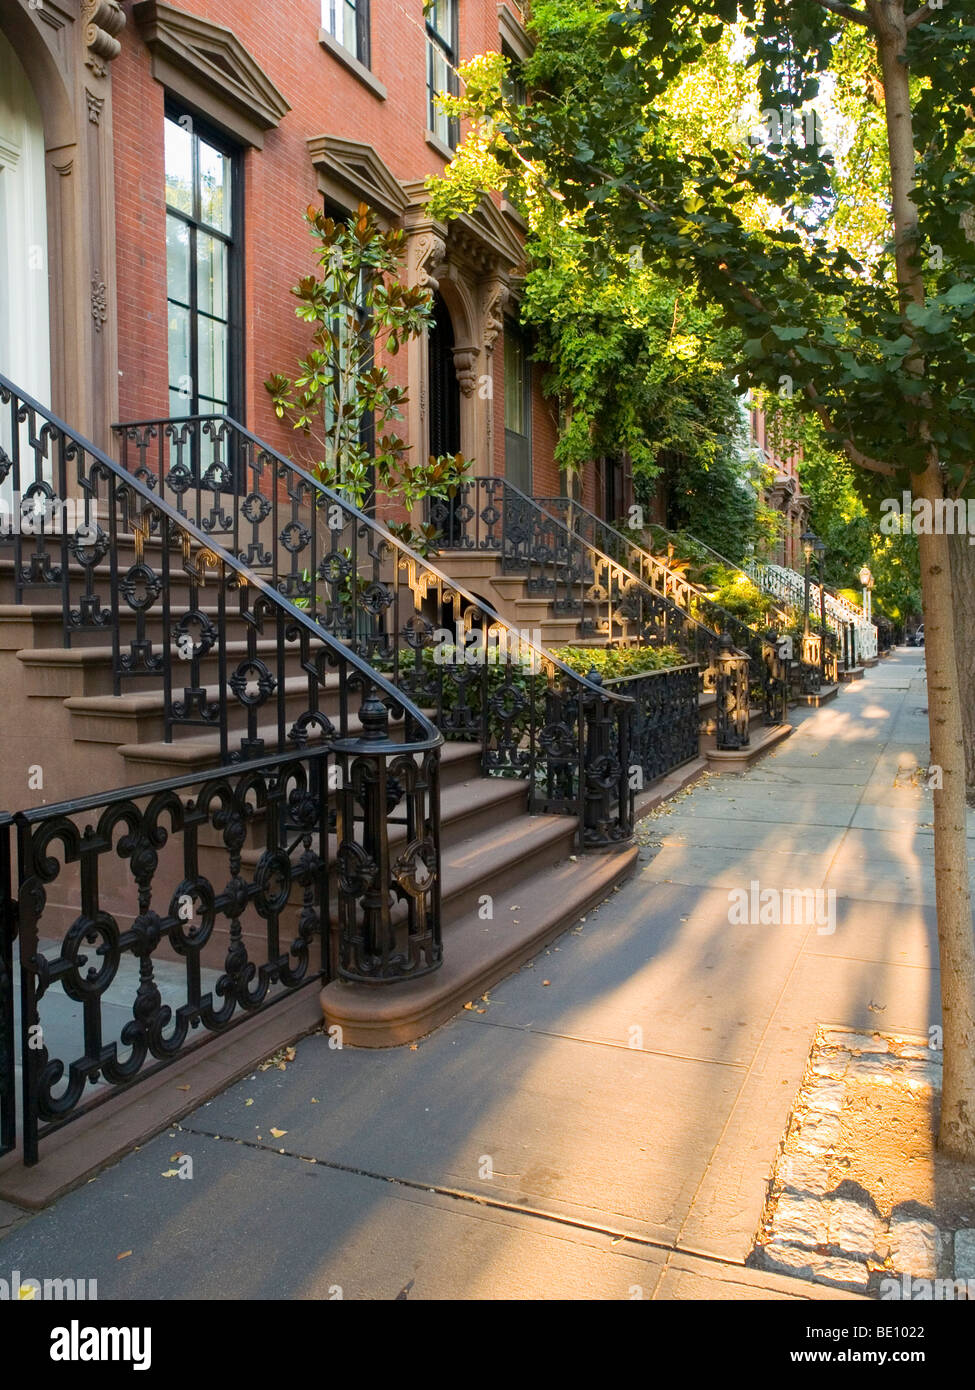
{"left": 113, "top": 415, "right": 636, "bottom": 849}
{"left": 430, "top": 474, "right": 729, "bottom": 683}
{"left": 604, "top": 663, "right": 700, "bottom": 787}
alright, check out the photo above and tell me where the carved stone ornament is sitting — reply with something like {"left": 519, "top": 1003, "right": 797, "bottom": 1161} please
{"left": 416, "top": 233, "right": 447, "bottom": 294}
{"left": 83, "top": 0, "right": 126, "bottom": 78}
{"left": 481, "top": 282, "right": 511, "bottom": 353}
{"left": 86, "top": 89, "right": 105, "bottom": 125}
{"left": 452, "top": 347, "right": 479, "bottom": 398}
{"left": 91, "top": 273, "right": 108, "bottom": 332}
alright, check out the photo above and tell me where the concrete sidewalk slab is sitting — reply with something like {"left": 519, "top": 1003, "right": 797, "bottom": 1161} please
{"left": 178, "top": 1022, "right": 744, "bottom": 1244}
{"left": 456, "top": 882, "right": 806, "bottom": 1066}
{"left": 641, "top": 844, "right": 836, "bottom": 891}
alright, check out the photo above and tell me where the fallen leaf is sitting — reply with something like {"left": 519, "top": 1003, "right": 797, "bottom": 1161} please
{"left": 245, "top": 1099, "right": 254, "bottom": 1107}
{"left": 176, "top": 1085, "right": 191, "bottom": 1092}
{"left": 463, "top": 1001, "right": 475, "bottom": 1010}
{"left": 160, "top": 1169, "right": 179, "bottom": 1178}
{"left": 117, "top": 1252, "right": 132, "bottom": 1261}
{"left": 270, "top": 1127, "right": 287, "bottom": 1138}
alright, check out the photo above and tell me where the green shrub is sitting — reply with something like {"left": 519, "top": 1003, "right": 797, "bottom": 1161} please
{"left": 703, "top": 577, "right": 775, "bottom": 626}
{"left": 549, "top": 643, "right": 686, "bottom": 680}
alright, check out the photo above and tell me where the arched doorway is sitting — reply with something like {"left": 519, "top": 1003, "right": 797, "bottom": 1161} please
{"left": 0, "top": 26, "right": 50, "bottom": 406}
{"left": 428, "top": 293, "right": 460, "bottom": 461}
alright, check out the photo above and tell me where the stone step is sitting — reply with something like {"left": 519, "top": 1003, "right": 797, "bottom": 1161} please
{"left": 63, "top": 673, "right": 354, "bottom": 746}
{"left": 115, "top": 727, "right": 483, "bottom": 787}
{"left": 17, "top": 638, "right": 330, "bottom": 699}
{"left": 321, "top": 835, "right": 638, "bottom": 1045}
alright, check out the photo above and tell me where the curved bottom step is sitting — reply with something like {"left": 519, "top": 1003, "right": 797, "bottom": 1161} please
{"left": 320, "top": 842, "right": 638, "bottom": 1047}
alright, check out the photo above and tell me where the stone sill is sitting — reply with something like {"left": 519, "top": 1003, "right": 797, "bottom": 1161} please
{"left": 318, "top": 29, "right": 387, "bottom": 100}
{"left": 426, "top": 129, "right": 457, "bottom": 163}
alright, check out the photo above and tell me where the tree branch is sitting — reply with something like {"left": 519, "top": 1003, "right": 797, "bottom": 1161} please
{"left": 614, "top": 183, "right": 898, "bottom": 476}
{"left": 810, "top": 0, "right": 873, "bottom": 25}
{"left": 905, "top": 3, "right": 933, "bottom": 30}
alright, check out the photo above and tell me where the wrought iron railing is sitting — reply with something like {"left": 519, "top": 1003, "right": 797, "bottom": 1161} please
{"left": 537, "top": 496, "right": 703, "bottom": 613}
{"left": 747, "top": 558, "right": 877, "bottom": 661}
{"left": 602, "top": 664, "right": 700, "bottom": 787}
{"left": 0, "top": 375, "right": 444, "bottom": 994}
{"left": 534, "top": 494, "right": 808, "bottom": 695}
{"left": 429, "top": 475, "right": 730, "bottom": 682}
{"left": 14, "top": 752, "right": 335, "bottom": 1164}
{"left": 113, "top": 415, "right": 636, "bottom": 850}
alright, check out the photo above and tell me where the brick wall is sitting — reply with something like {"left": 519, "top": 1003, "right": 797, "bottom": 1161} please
{"left": 112, "top": 0, "right": 548, "bottom": 494}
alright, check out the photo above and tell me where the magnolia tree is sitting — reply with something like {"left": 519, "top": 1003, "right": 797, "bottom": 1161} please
{"left": 433, "top": 0, "right": 975, "bottom": 1156}
{"left": 266, "top": 202, "right": 468, "bottom": 552}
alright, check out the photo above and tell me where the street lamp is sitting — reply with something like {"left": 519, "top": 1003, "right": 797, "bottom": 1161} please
{"left": 801, "top": 528, "right": 816, "bottom": 635}
{"left": 814, "top": 535, "right": 827, "bottom": 679}
{"left": 858, "top": 565, "right": 874, "bottom": 624}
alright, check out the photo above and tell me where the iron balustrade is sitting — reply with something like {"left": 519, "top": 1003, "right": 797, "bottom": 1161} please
{"left": 537, "top": 496, "right": 703, "bottom": 613}
{"left": 0, "top": 375, "right": 443, "bottom": 999}
{"left": 760, "top": 636, "right": 791, "bottom": 725}
{"left": 10, "top": 735, "right": 441, "bottom": 1166}
{"left": 715, "top": 635, "right": 751, "bottom": 750}
{"left": 536, "top": 494, "right": 802, "bottom": 700}
{"left": 748, "top": 558, "right": 877, "bottom": 660}
{"left": 603, "top": 663, "right": 700, "bottom": 788}
{"left": 15, "top": 753, "right": 332, "bottom": 1165}
{"left": 429, "top": 474, "right": 731, "bottom": 687}
{"left": 113, "top": 415, "right": 636, "bottom": 850}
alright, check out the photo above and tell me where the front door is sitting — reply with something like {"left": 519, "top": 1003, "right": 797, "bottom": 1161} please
{"left": 0, "top": 26, "right": 51, "bottom": 509}
{"left": 428, "top": 294, "right": 461, "bottom": 543}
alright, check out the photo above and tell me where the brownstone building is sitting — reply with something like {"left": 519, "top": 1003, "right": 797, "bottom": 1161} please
{"left": 749, "top": 401, "right": 810, "bottom": 569}
{"left": 0, "top": 0, "right": 591, "bottom": 509}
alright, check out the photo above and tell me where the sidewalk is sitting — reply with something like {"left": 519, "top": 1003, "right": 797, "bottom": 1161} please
{"left": 0, "top": 650, "right": 948, "bottom": 1299}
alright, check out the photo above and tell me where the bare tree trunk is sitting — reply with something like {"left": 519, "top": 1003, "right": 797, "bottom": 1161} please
{"left": 874, "top": 0, "right": 975, "bottom": 1158}
{"left": 947, "top": 532, "right": 975, "bottom": 803}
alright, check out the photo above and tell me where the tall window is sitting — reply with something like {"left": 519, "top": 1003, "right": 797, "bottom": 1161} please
{"left": 165, "top": 110, "right": 240, "bottom": 418}
{"left": 322, "top": 0, "right": 370, "bottom": 64}
{"left": 426, "top": 0, "right": 459, "bottom": 149}
{"left": 504, "top": 320, "right": 532, "bottom": 494}
{"left": 501, "top": 41, "right": 527, "bottom": 109}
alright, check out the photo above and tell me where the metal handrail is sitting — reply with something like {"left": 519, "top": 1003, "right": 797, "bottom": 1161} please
{"left": 114, "top": 414, "right": 637, "bottom": 847}
{"left": 1, "top": 375, "right": 440, "bottom": 756}
{"left": 114, "top": 414, "right": 630, "bottom": 716}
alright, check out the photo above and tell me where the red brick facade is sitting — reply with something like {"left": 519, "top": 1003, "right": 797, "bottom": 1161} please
{"left": 106, "top": 0, "right": 562, "bottom": 505}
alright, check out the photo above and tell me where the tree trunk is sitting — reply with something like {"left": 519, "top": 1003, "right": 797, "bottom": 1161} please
{"left": 874, "top": 0, "right": 975, "bottom": 1159}
{"left": 947, "top": 532, "right": 975, "bottom": 803}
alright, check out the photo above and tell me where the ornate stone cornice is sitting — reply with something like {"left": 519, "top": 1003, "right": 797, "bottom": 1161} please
{"left": 134, "top": 1, "right": 290, "bottom": 147}
{"left": 308, "top": 135, "right": 410, "bottom": 222}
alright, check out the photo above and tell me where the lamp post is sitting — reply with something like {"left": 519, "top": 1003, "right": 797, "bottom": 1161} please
{"left": 801, "top": 528, "right": 816, "bottom": 636}
{"left": 814, "top": 535, "right": 827, "bottom": 680}
{"left": 859, "top": 565, "right": 874, "bottom": 624}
